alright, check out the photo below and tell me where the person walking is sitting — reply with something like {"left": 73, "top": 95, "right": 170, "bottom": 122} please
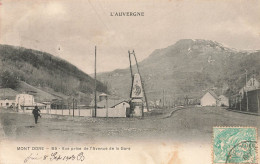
{"left": 32, "top": 106, "right": 41, "bottom": 124}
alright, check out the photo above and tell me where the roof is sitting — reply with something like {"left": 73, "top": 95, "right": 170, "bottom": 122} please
{"left": 99, "top": 93, "right": 107, "bottom": 96}
{"left": 219, "top": 95, "right": 228, "bottom": 99}
{"left": 91, "top": 98, "right": 129, "bottom": 108}
{"left": 246, "top": 77, "right": 259, "bottom": 86}
{"left": 0, "top": 88, "right": 18, "bottom": 100}
{"left": 202, "top": 90, "right": 219, "bottom": 100}
{"left": 41, "top": 101, "right": 51, "bottom": 104}
{"left": 0, "top": 99, "right": 15, "bottom": 102}
{"left": 110, "top": 101, "right": 129, "bottom": 108}
{"left": 240, "top": 77, "right": 260, "bottom": 93}
{"left": 208, "top": 91, "right": 219, "bottom": 99}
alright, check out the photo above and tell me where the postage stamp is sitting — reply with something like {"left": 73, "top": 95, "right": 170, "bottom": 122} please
{"left": 213, "top": 127, "right": 258, "bottom": 164}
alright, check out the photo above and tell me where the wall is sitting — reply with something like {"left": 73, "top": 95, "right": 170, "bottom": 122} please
{"left": 96, "top": 108, "right": 126, "bottom": 117}
{"left": 217, "top": 96, "right": 229, "bottom": 107}
{"left": 16, "top": 94, "right": 34, "bottom": 109}
{"left": 201, "top": 93, "right": 217, "bottom": 106}
{"left": 0, "top": 99, "right": 15, "bottom": 107}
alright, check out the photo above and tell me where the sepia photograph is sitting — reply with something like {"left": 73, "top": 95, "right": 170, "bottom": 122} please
{"left": 0, "top": 0, "right": 260, "bottom": 163}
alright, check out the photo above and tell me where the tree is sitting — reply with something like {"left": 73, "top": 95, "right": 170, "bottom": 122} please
{"left": 0, "top": 71, "right": 20, "bottom": 89}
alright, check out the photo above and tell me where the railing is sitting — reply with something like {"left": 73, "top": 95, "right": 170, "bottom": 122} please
{"left": 18, "top": 107, "right": 127, "bottom": 117}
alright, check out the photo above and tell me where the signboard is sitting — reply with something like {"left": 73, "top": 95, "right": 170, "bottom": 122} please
{"left": 131, "top": 74, "right": 143, "bottom": 98}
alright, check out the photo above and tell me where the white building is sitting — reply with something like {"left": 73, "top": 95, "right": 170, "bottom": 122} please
{"left": 0, "top": 88, "right": 17, "bottom": 108}
{"left": 15, "top": 94, "right": 35, "bottom": 110}
{"left": 111, "top": 101, "right": 130, "bottom": 110}
{"left": 0, "top": 99, "right": 16, "bottom": 108}
{"left": 200, "top": 91, "right": 219, "bottom": 106}
{"left": 217, "top": 95, "right": 229, "bottom": 107}
{"left": 96, "top": 100, "right": 130, "bottom": 118}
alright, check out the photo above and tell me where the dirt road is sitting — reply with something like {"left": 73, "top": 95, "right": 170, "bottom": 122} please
{"left": 0, "top": 107, "right": 259, "bottom": 143}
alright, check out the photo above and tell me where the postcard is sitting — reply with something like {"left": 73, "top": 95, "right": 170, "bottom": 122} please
{"left": 0, "top": 0, "right": 260, "bottom": 163}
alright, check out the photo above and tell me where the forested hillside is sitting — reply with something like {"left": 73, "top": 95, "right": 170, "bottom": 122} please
{"left": 0, "top": 44, "right": 108, "bottom": 103}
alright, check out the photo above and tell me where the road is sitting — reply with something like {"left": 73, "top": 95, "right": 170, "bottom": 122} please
{"left": 0, "top": 107, "right": 259, "bottom": 143}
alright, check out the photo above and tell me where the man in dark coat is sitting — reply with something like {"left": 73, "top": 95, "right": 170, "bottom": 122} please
{"left": 32, "top": 106, "right": 41, "bottom": 124}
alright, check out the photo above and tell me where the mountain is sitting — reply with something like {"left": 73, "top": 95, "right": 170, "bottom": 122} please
{"left": 0, "top": 44, "right": 108, "bottom": 104}
{"left": 97, "top": 39, "right": 260, "bottom": 104}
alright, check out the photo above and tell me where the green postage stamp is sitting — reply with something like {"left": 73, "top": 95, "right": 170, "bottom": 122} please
{"left": 213, "top": 127, "right": 258, "bottom": 164}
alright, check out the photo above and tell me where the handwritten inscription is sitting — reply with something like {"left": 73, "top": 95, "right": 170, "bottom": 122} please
{"left": 19, "top": 146, "right": 131, "bottom": 163}
{"left": 24, "top": 152, "right": 85, "bottom": 163}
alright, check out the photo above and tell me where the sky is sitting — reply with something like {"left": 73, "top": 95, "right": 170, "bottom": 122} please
{"left": 1, "top": 0, "right": 260, "bottom": 74}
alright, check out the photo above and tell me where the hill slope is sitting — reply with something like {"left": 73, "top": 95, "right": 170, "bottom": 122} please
{"left": 0, "top": 44, "right": 108, "bottom": 104}
{"left": 97, "top": 39, "right": 260, "bottom": 103}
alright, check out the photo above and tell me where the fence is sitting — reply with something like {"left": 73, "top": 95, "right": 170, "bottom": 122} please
{"left": 229, "top": 89, "right": 260, "bottom": 113}
{"left": 21, "top": 108, "right": 93, "bottom": 117}
{"left": 20, "top": 107, "right": 127, "bottom": 117}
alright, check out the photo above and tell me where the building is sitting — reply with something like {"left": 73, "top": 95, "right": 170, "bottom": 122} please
{"left": 0, "top": 99, "right": 16, "bottom": 108}
{"left": 217, "top": 95, "right": 229, "bottom": 107}
{"left": 96, "top": 100, "right": 130, "bottom": 118}
{"left": 99, "top": 93, "right": 108, "bottom": 101}
{"left": 111, "top": 101, "right": 130, "bottom": 109}
{"left": 0, "top": 88, "right": 18, "bottom": 109}
{"left": 96, "top": 98, "right": 129, "bottom": 109}
{"left": 239, "top": 77, "right": 260, "bottom": 98}
{"left": 200, "top": 91, "right": 219, "bottom": 106}
{"left": 41, "top": 101, "right": 51, "bottom": 109}
{"left": 15, "top": 94, "right": 35, "bottom": 110}
{"left": 230, "top": 88, "right": 260, "bottom": 113}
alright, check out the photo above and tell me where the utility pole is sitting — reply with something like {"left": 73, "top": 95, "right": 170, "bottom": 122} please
{"left": 78, "top": 103, "right": 80, "bottom": 116}
{"left": 73, "top": 98, "right": 75, "bottom": 117}
{"left": 163, "top": 89, "right": 165, "bottom": 108}
{"left": 253, "top": 70, "right": 255, "bottom": 86}
{"left": 68, "top": 102, "right": 70, "bottom": 115}
{"left": 94, "top": 46, "right": 97, "bottom": 117}
{"left": 106, "top": 97, "right": 108, "bottom": 118}
{"left": 245, "top": 69, "right": 249, "bottom": 111}
{"left": 79, "top": 94, "right": 81, "bottom": 116}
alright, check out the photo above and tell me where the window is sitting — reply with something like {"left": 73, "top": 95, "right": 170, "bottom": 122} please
{"left": 6, "top": 103, "right": 9, "bottom": 106}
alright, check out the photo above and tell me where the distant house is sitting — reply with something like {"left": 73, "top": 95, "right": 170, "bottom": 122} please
{"left": 96, "top": 98, "right": 129, "bottom": 109}
{"left": 239, "top": 77, "right": 260, "bottom": 98}
{"left": 90, "top": 93, "right": 128, "bottom": 108}
{"left": 15, "top": 94, "right": 35, "bottom": 110}
{"left": 90, "top": 94, "right": 131, "bottom": 117}
{"left": 99, "top": 93, "right": 108, "bottom": 101}
{"left": 0, "top": 88, "right": 18, "bottom": 109}
{"left": 0, "top": 99, "right": 15, "bottom": 108}
{"left": 217, "top": 95, "right": 229, "bottom": 107}
{"left": 200, "top": 91, "right": 219, "bottom": 106}
{"left": 111, "top": 101, "right": 130, "bottom": 109}
{"left": 95, "top": 100, "right": 130, "bottom": 118}
{"left": 41, "top": 101, "right": 51, "bottom": 109}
